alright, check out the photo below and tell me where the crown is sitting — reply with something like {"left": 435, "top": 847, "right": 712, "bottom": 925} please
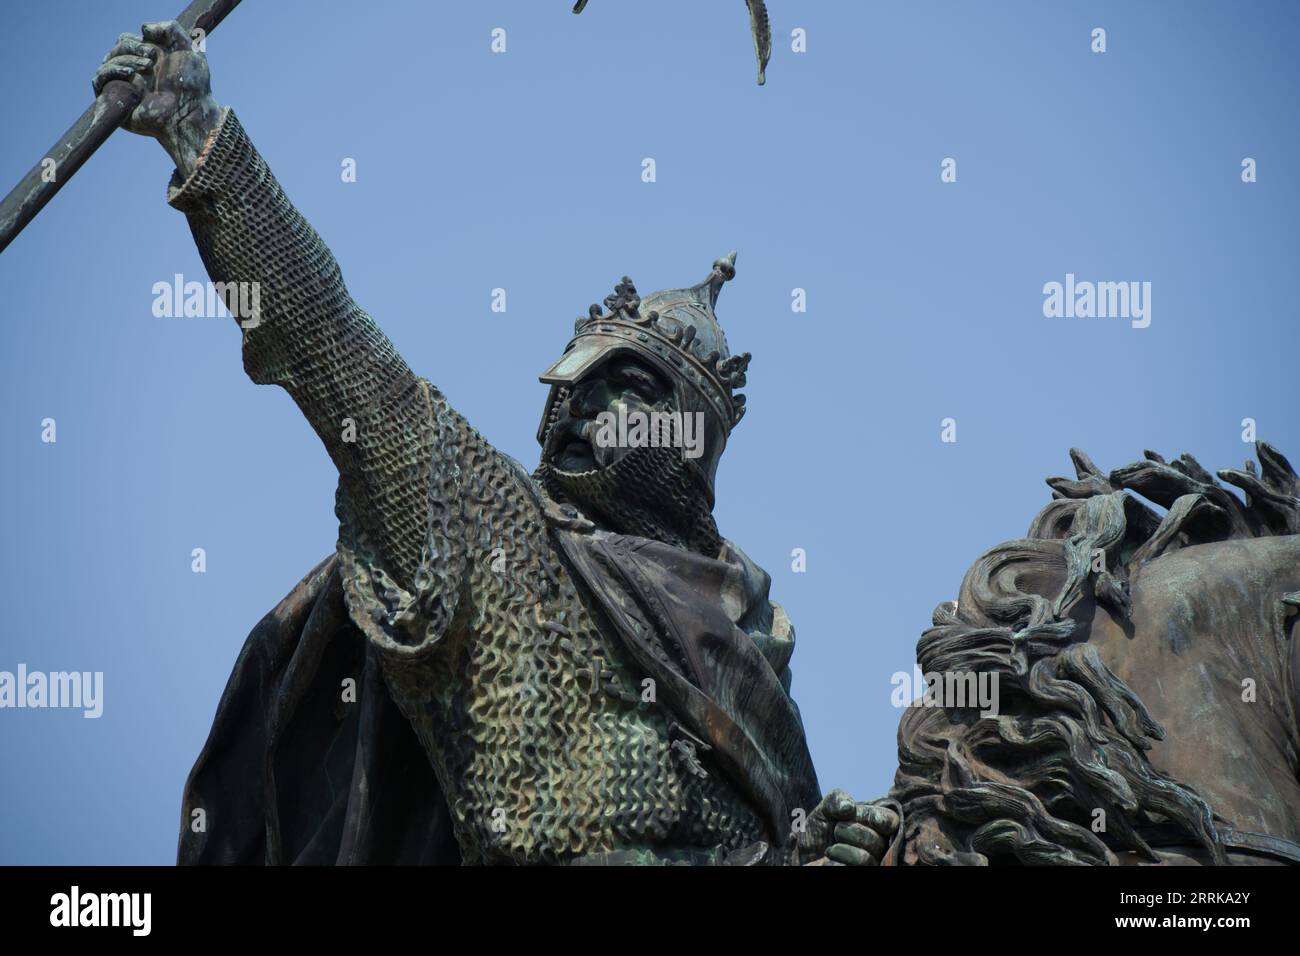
{"left": 566, "top": 252, "right": 751, "bottom": 432}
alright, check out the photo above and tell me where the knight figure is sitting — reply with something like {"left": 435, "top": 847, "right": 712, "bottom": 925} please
{"left": 94, "top": 20, "right": 898, "bottom": 865}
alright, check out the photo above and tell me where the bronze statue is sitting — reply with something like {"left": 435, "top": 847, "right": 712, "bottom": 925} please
{"left": 69, "top": 12, "right": 1298, "bottom": 870}
{"left": 891, "top": 445, "right": 1300, "bottom": 866}
{"left": 93, "top": 20, "right": 898, "bottom": 865}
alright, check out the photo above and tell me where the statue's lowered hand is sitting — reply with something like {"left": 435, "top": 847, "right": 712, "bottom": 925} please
{"left": 796, "top": 789, "right": 900, "bottom": 866}
{"left": 93, "top": 20, "right": 222, "bottom": 178}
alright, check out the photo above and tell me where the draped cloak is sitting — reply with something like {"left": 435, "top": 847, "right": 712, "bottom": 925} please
{"left": 177, "top": 526, "right": 821, "bottom": 865}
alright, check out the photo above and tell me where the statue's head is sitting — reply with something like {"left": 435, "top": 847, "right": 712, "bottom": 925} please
{"left": 534, "top": 252, "right": 751, "bottom": 554}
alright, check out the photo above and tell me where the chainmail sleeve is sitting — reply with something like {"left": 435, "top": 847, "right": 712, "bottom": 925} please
{"left": 166, "top": 107, "right": 469, "bottom": 654}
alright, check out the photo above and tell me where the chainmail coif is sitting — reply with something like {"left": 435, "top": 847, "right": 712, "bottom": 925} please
{"left": 536, "top": 443, "right": 724, "bottom": 558}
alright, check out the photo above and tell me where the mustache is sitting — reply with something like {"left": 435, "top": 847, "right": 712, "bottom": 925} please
{"left": 543, "top": 409, "right": 582, "bottom": 454}
{"left": 544, "top": 409, "right": 615, "bottom": 468}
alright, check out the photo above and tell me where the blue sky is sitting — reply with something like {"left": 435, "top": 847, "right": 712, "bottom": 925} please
{"left": 1, "top": 0, "right": 1297, "bottom": 862}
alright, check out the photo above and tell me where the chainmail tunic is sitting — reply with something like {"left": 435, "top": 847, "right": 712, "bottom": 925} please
{"left": 167, "top": 109, "right": 770, "bottom": 864}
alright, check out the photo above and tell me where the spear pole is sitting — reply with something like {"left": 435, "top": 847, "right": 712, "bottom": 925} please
{"left": 0, "top": 0, "right": 243, "bottom": 255}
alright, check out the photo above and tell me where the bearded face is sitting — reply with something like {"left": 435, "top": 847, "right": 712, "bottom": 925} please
{"left": 536, "top": 354, "right": 722, "bottom": 556}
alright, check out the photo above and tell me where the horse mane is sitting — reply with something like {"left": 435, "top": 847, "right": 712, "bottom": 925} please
{"left": 889, "top": 441, "right": 1300, "bottom": 865}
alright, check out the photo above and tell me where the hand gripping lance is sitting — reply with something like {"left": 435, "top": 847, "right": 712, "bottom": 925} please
{"left": 0, "top": 0, "right": 243, "bottom": 254}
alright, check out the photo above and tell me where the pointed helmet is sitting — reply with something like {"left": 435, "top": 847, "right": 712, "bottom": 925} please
{"left": 537, "top": 252, "right": 752, "bottom": 491}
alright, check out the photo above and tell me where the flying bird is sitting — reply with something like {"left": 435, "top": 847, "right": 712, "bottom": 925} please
{"left": 573, "top": 0, "right": 772, "bottom": 85}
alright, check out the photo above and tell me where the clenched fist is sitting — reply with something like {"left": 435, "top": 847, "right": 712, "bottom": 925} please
{"left": 93, "top": 20, "right": 222, "bottom": 178}
{"left": 795, "top": 789, "right": 901, "bottom": 866}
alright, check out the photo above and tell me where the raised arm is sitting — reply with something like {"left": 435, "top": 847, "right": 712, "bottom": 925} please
{"left": 97, "top": 21, "right": 449, "bottom": 600}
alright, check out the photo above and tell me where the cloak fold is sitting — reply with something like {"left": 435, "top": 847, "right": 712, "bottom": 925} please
{"left": 553, "top": 530, "right": 821, "bottom": 841}
{"left": 177, "top": 555, "right": 461, "bottom": 865}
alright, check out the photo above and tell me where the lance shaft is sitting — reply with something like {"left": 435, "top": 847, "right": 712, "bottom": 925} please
{"left": 0, "top": 0, "right": 242, "bottom": 255}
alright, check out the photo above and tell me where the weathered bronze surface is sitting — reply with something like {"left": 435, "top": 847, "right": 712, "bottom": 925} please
{"left": 891, "top": 445, "right": 1300, "bottom": 865}
{"left": 0, "top": 0, "right": 240, "bottom": 254}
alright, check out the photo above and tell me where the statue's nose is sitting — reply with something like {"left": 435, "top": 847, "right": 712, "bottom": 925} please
{"left": 568, "top": 380, "right": 604, "bottom": 419}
